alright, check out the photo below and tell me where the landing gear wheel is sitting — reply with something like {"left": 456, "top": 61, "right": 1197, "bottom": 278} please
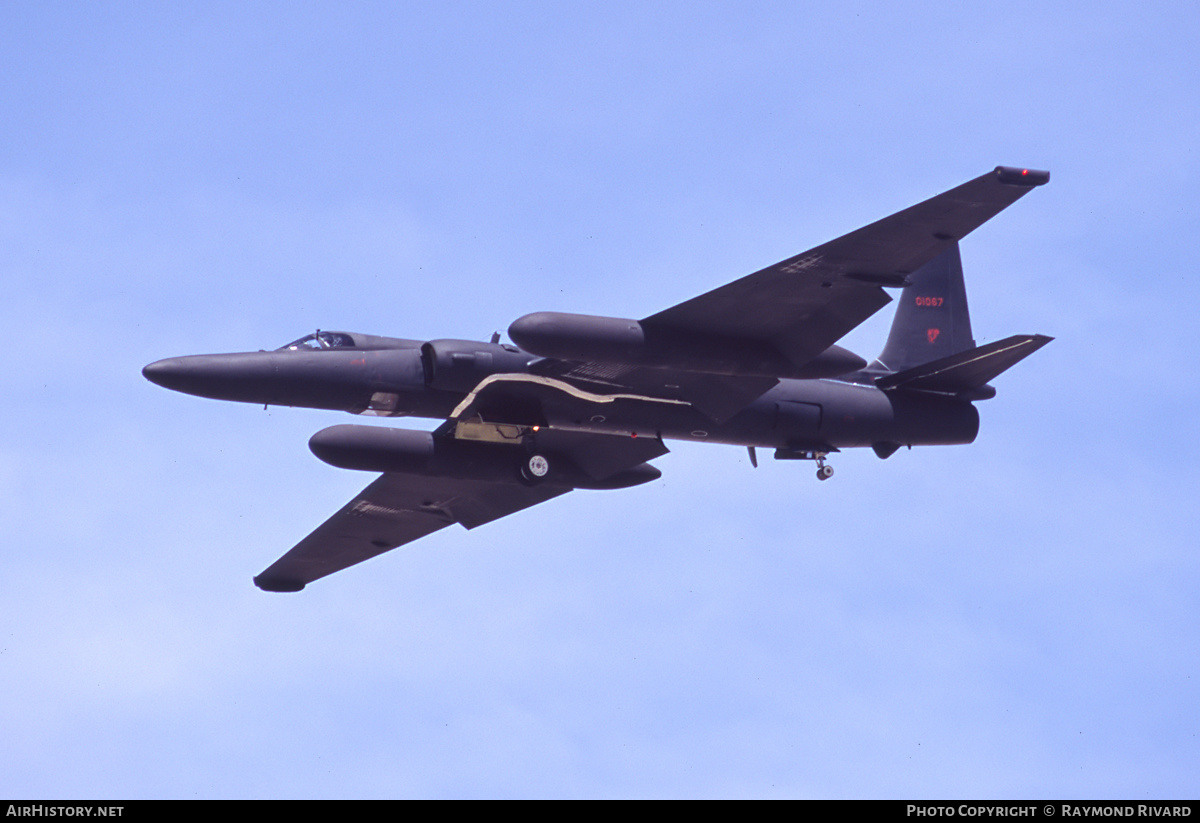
{"left": 816, "top": 464, "right": 834, "bottom": 481}
{"left": 520, "top": 454, "right": 551, "bottom": 483}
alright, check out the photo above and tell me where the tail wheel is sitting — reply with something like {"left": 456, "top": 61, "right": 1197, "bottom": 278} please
{"left": 520, "top": 454, "right": 551, "bottom": 483}
{"left": 816, "top": 464, "right": 834, "bottom": 481}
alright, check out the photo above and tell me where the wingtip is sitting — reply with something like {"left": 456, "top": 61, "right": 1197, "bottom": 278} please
{"left": 994, "top": 166, "right": 1050, "bottom": 186}
{"left": 254, "top": 574, "right": 306, "bottom": 593}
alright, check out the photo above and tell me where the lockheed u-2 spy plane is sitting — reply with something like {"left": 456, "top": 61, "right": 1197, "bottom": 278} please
{"left": 144, "top": 166, "right": 1051, "bottom": 592}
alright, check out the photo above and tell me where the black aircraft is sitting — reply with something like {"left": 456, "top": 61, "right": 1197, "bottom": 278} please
{"left": 145, "top": 166, "right": 1052, "bottom": 592}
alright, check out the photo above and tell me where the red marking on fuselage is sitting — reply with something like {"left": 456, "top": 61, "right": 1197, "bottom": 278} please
{"left": 927, "top": 328, "right": 940, "bottom": 343}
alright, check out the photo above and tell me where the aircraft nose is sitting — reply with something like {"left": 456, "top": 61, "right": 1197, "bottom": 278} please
{"left": 142, "top": 357, "right": 190, "bottom": 391}
{"left": 142, "top": 353, "right": 279, "bottom": 402}
{"left": 142, "top": 350, "right": 392, "bottom": 409}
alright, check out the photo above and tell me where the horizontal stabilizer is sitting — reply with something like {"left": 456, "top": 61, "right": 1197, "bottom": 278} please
{"left": 874, "top": 334, "right": 1052, "bottom": 394}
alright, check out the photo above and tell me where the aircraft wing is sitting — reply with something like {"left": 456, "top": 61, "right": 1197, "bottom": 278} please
{"left": 253, "top": 429, "right": 667, "bottom": 592}
{"left": 642, "top": 166, "right": 1049, "bottom": 368}
{"left": 252, "top": 473, "right": 569, "bottom": 591}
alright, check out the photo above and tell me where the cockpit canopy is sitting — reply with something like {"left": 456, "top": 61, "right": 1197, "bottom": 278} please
{"left": 278, "top": 331, "right": 356, "bottom": 351}
{"left": 275, "top": 330, "right": 426, "bottom": 352}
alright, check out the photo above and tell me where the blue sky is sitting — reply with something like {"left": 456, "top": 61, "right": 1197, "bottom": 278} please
{"left": 3, "top": 0, "right": 1198, "bottom": 798}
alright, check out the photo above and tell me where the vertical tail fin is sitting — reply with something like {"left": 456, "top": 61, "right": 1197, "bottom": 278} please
{"left": 870, "top": 242, "right": 975, "bottom": 373}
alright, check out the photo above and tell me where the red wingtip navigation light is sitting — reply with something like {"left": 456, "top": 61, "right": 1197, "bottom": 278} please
{"left": 994, "top": 165, "right": 1050, "bottom": 185}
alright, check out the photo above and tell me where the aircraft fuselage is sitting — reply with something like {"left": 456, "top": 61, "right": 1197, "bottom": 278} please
{"left": 143, "top": 337, "right": 978, "bottom": 458}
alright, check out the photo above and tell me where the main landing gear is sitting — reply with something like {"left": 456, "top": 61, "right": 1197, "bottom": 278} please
{"left": 520, "top": 453, "right": 551, "bottom": 484}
